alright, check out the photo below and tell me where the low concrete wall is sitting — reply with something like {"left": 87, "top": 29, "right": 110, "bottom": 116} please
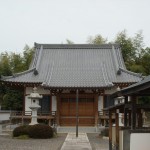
{"left": 0, "top": 111, "right": 10, "bottom": 121}
{"left": 130, "top": 133, "right": 150, "bottom": 150}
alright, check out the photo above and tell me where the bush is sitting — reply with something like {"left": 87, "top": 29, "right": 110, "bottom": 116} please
{"left": 28, "top": 124, "right": 53, "bottom": 139}
{"left": 13, "top": 124, "right": 53, "bottom": 139}
{"left": 13, "top": 125, "right": 30, "bottom": 137}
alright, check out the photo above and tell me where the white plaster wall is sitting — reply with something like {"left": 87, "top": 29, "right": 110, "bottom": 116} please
{"left": 98, "top": 96, "right": 103, "bottom": 111}
{"left": 25, "top": 95, "right": 32, "bottom": 113}
{"left": 130, "top": 133, "right": 150, "bottom": 150}
{"left": 25, "top": 86, "right": 50, "bottom": 95}
{"left": 52, "top": 96, "right": 57, "bottom": 111}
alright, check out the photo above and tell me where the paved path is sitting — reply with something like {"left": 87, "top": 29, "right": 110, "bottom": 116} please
{"left": 61, "top": 133, "right": 92, "bottom": 150}
{"left": 87, "top": 133, "right": 109, "bottom": 150}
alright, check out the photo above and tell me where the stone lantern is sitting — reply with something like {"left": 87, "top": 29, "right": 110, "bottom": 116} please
{"left": 115, "top": 96, "right": 124, "bottom": 126}
{"left": 28, "top": 87, "right": 42, "bottom": 125}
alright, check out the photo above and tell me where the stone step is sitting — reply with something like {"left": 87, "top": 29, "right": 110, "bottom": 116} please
{"left": 57, "top": 126, "right": 98, "bottom": 133}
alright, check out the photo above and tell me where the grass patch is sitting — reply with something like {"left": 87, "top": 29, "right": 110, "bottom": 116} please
{"left": 15, "top": 135, "right": 29, "bottom": 139}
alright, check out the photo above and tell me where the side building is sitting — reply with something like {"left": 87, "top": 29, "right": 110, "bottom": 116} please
{"left": 1, "top": 43, "right": 142, "bottom": 126}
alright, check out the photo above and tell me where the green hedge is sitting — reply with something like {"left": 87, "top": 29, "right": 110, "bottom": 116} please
{"left": 13, "top": 124, "right": 53, "bottom": 139}
{"left": 13, "top": 125, "right": 30, "bottom": 137}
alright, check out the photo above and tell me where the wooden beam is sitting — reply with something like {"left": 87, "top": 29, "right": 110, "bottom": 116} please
{"left": 131, "top": 96, "right": 137, "bottom": 130}
{"left": 138, "top": 110, "right": 143, "bottom": 128}
{"left": 94, "top": 95, "right": 99, "bottom": 126}
{"left": 56, "top": 95, "right": 60, "bottom": 126}
{"left": 129, "top": 111, "right": 131, "bottom": 127}
{"left": 76, "top": 89, "right": 79, "bottom": 137}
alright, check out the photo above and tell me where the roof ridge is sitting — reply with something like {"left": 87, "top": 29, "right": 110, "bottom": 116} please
{"left": 34, "top": 45, "right": 43, "bottom": 74}
{"left": 119, "top": 68, "right": 143, "bottom": 78}
{"left": 102, "top": 63, "right": 114, "bottom": 87}
{"left": 34, "top": 43, "right": 120, "bottom": 49}
{"left": 1, "top": 68, "right": 36, "bottom": 80}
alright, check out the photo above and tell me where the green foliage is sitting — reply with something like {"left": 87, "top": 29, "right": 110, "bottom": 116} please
{"left": 141, "top": 48, "right": 150, "bottom": 75}
{"left": 0, "top": 45, "right": 33, "bottom": 110}
{"left": 0, "top": 52, "right": 12, "bottom": 76}
{"left": 87, "top": 34, "right": 107, "bottom": 44}
{"left": 10, "top": 53, "right": 25, "bottom": 73}
{"left": 28, "top": 124, "right": 53, "bottom": 139}
{"left": 0, "top": 45, "right": 34, "bottom": 76}
{"left": 115, "top": 30, "right": 136, "bottom": 66}
{"left": 13, "top": 124, "right": 53, "bottom": 139}
{"left": 66, "top": 39, "right": 74, "bottom": 44}
{"left": 2, "top": 87, "right": 23, "bottom": 110}
{"left": 138, "top": 96, "right": 150, "bottom": 105}
{"left": 23, "top": 45, "right": 34, "bottom": 70}
{"left": 13, "top": 125, "right": 30, "bottom": 137}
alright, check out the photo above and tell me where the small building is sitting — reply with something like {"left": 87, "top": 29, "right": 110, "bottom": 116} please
{"left": 1, "top": 43, "right": 142, "bottom": 127}
{"left": 106, "top": 75, "right": 150, "bottom": 150}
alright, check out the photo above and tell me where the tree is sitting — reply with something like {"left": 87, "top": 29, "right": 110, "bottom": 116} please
{"left": 10, "top": 52, "right": 25, "bottom": 73}
{"left": 23, "top": 45, "right": 34, "bottom": 70}
{"left": 87, "top": 34, "right": 107, "bottom": 44}
{"left": 2, "top": 87, "right": 23, "bottom": 110}
{"left": 141, "top": 48, "right": 150, "bottom": 75}
{"left": 115, "top": 30, "right": 136, "bottom": 67}
{"left": 0, "top": 45, "right": 34, "bottom": 110}
{"left": 66, "top": 39, "right": 74, "bottom": 44}
{"left": 133, "top": 30, "right": 145, "bottom": 58}
{"left": 0, "top": 52, "right": 12, "bottom": 76}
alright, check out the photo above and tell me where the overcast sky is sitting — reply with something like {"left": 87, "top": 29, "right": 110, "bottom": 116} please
{"left": 0, "top": 0, "right": 150, "bottom": 53}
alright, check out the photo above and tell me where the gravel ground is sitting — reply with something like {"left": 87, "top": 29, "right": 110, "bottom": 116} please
{"left": 87, "top": 133, "right": 109, "bottom": 150}
{"left": 0, "top": 133, "right": 109, "bottom": 150}
{"left": 0, "top": 133, "right": 67, "bottom": 150}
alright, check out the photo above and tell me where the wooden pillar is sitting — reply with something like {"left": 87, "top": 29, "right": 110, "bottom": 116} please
{"left": 56, "top": 95, "right": 60, "bottom": 126}
{"left": 94, "top": 95, "right": 99, "bottom": 126}
{"left": 115, "top": 111, "right": 119, "bottom": 150}
{"left": 109, "top": 111, "right": 112, "bottom": 150}
{"left": 129, "top": 111, "right": 131, "bottom": 127}
{"left": 124, "top": 96, "right": 128, "bottom": 127}
{"left": 138, "top": 110, "right": 143, "bottom": 128}
{"left": 76, "top": 89, "right": 79, "bottom": 137}
{"left": 131, "top": 96, "right": 137, "bottom": 130}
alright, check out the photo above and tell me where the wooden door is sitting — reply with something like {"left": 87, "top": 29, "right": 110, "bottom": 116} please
{"left": 60, "top": 97, "right": 95, "bottom": 126}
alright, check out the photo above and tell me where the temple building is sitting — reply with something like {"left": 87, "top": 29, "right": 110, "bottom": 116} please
{"left": 1, "top": 43, "right": 142, "bottom": 126}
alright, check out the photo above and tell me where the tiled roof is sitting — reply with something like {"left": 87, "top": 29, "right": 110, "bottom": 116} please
{"left": 120, "top": 75, "right": 150, "bottom": 93}
{"left": 2, "top": 43, "right": 142, "bottom": 88}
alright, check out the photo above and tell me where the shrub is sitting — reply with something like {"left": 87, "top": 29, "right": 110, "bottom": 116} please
{"left": 28, "top": 124, "right": 53, "bottom": 139}
{"left": 13, "top": 125, "right": 30, "bottom": 137}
